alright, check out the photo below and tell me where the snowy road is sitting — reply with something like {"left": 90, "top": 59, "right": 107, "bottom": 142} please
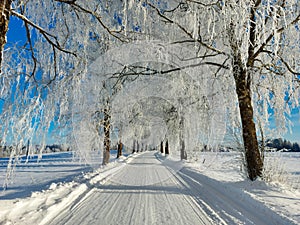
{"left": 48, "top": 152, "right": 295, "bottom": 225}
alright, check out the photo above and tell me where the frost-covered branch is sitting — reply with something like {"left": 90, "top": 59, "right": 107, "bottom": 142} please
{"left": 147, "top": 2, "right": 227, "bottom": 56}
{"left": 251, "top": 13, "right": 300, "bottom": 62}
{"left": 54, "top": 0, "right": 127, "bottom": 42}
{"left": 278, "top": 56, "right": 300, "bottom": 76}
{"left": 10, "top": 10, "right": 77, "bottom": 57}
{"left": 22, "top": 7, "right": 37, "bottom": 80}
{"left": 56, "top": 0, "right": 76, "bottom": 3}
{"left": 110, "top": 61, "right": 229, "bottom": 79}
{"left": 186, "top": 0, "right": 219, "bottom": 7}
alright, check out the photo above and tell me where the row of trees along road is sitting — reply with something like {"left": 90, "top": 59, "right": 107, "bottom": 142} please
{"left": 0, "top": 1, "right": 299, "bottom": 181}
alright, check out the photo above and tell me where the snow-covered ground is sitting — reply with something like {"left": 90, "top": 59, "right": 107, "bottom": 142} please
{"left": 184, "top": 152, "right": 300, "bottom": 224}
{"left": 0, "top": 151, "right": 299, "bottom": 225}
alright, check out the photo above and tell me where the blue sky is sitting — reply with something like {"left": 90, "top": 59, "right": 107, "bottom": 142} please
{"left": 7, "top": 16, "right": 27, "bottom": 44}
{"left": 4, "top": 15, "right": 300, "bottom": 144}
{"left": 281, "top": 109, "right": 300, "bottom": 143}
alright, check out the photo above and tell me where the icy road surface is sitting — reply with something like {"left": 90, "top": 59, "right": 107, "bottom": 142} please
{"left": 48, "top": 152, "right": 294, "bottom": 225}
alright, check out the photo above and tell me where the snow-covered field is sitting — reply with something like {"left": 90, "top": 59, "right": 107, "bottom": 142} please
{"left": 0, "top": 151, "right": 299, "bottom": 225}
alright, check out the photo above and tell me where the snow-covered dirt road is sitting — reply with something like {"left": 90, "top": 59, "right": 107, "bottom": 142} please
{"left": 48, "top": 152, "right": 295, "bottom": 225}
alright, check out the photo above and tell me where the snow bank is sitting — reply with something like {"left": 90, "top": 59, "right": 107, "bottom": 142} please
{"left": 0, "top": 152, "right": 135, "bottom": 225}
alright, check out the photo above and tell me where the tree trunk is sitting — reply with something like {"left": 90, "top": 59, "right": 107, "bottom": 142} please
{"left": 160, "top": 141, "right": 164, "bottom": 154}
{"left": 117, "top": 140, "right": 122, "bottom": 158}
{"left": 132, "top": 140, "right": 135, "bottom": 153}
{"left": 26, "top": 139, "right": 30, "bottom": 157}
{"left": 179, "top": 115, "right": 187, "bottom": 160}
{"left": 102, "top": 105, "right": 111, "bottom": 165}
{"left": 228, "top": 18, "right": 263, "bottom": 180}
{"left": 165, "top": 139, "right": 169, "bottom": 155}
{"left": 0, "top": 0, "right": 12, "bottom": 72}
{"left": 234, "top": 69, "right": 263, "bottom": 180}
{"left": 136, "top": 141, "right": 139, "bottom": 153}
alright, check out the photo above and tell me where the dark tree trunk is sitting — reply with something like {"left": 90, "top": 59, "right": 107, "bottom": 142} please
{"left": 0, "top": 0, "right": 12, "bottom": 72}
{"left": 136, "top": 141, "right": 139, "bottom": 153}
{"left": 132, "top": 140, "right": 136, "bottom": 153}
{"left": 234, "top": 67, "right": 263, "bottom": 180}
{"left": 180, "top": 138, "right": 187, "bottom": 160}
{"left": 179, "top": 115, "right": 187, "bottom": 160}
{"left": 26, "top": 139, "right": 30, "bottom": 157}
{"left": 160, "top": 141, "right": 164, "bottom": 154}
{"left": 102, "top": 105, "right": 111, "bottom": 165}
{"left": 165, "top": 139, "right": 169, "bottom": 155}
{"left": 117, "top": 140, "right": 122, "bottom": 158}
{"left": 228, "top": 15, "right": 263, "bottom": 180}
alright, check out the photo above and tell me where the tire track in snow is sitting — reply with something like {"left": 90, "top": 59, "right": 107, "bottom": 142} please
{"left": 49, "top": 152, "right": 212, "bottom": 225}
